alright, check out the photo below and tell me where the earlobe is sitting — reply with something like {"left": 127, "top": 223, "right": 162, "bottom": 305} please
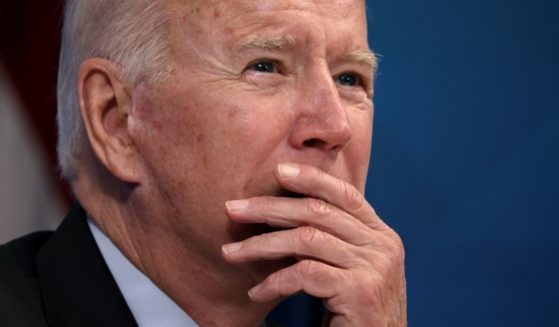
{"left": 78, "top": 58, "right": 143, "bottom": 184}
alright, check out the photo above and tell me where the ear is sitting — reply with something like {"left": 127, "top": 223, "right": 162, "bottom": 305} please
{"left": 78, "top": 58, "right": 143, "bottom": 184}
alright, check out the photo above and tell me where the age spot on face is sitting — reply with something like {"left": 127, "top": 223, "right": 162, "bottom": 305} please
{"left": 213, "top": 7, "right": 221, "bottom": 18}
{"left": 196, "top": 133, "right": 205, "bottom": 144}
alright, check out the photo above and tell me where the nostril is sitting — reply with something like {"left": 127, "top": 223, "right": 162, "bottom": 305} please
{"left": 303, "top": 138, "right": 323, "bottom": 148}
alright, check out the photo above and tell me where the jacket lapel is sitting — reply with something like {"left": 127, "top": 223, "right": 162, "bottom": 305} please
{"left": 36, "top": 203, "right": 137, "bottom": 327}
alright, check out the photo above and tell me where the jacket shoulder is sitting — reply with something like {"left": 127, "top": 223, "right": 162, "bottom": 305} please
{"left": 0, "top": 231, "right": 52, "bottom": 326}
{"left": 0, "top": 231, "right": 52, "bottom": 272}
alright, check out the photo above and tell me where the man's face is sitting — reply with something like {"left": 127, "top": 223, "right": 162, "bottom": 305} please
{"left": 129, "top": 0, "right": 375, "bottom": 273}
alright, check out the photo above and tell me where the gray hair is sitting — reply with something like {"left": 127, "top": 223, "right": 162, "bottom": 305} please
{"left": 57, "top": 0, "right": 172, "bottom": 180}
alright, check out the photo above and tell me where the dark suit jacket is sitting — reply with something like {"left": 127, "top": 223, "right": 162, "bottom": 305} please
{"left": 0, "top": 204, "right": 298, "bottom": 327}
{"left": 0, "top": 203, "right": 137, "bottom": 326}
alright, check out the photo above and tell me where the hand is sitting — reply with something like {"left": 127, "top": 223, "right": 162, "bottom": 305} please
{"left": 222, "top": 163, "right": 407, "bottom": 326}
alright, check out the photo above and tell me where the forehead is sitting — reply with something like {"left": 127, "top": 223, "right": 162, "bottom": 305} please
{"left": 171, "top": 0, "right": 369, "bottom": 52}
{"left": 178, "top": 0, "right": 365, "bottom": 12}
{"left": 215, "top": 0, "right": 364, "bottom": 15}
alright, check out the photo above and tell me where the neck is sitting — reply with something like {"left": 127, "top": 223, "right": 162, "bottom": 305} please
{"left": 112, "top": 216, "right": 279, "bottom": 326}
{"left": 142, "top": 241, "right": 278, "bottom": 326}
{"left": 74, "top": 176, "right": 280, "bottom": 326}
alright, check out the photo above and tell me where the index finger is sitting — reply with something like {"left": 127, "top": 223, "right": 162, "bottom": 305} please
{"left": 274, "top": 163, "right": 387, "bottom": 230}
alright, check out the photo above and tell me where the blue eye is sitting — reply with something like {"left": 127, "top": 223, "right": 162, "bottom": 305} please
{"left": 336, "top": 73, "right": 361, "bottom": 87}
{"left": 250, "top": 61, "right": 278, "bottom": 73}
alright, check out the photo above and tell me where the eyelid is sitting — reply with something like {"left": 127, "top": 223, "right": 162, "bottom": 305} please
{"left": 334, "top": 71, "right": 367, "bottom": 88}
{"left": 332, "top": 60, "right": 374, "bottom": 82}
{"left": 333, "top": 70, "right": 375, "bottom": 100}
{"left": 244, "top": 58, "right": 284, "bottom": 74}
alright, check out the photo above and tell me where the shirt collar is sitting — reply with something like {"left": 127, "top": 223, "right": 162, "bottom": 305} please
{"left": 87, "top": 218, "right": 199, "bottom": 327}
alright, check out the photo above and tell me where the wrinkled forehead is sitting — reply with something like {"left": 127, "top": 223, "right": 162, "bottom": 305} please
{"left": 170, "top": 0, "right": 368, "bottom": 44}
{"left": 223, "top": 0, "right": 364, "bottom": 14}
{"left": 173, "top": 0, "right": 365, "bottom": 19}
{"left": 165, "top": 0, "right": 371, "bottom": 69}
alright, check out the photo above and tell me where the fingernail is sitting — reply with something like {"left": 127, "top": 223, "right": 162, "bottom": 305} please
{"left": 222, "top": 242, "right": 242, "bottom": 254}
{"left": 278, "top": 163, "right": 300, "bottom": 178}
{"left": 248, "top": 284, "right": 261, "bottom": 298}
{"left": 226, "top": 200, "right": 249, "bottom": 212}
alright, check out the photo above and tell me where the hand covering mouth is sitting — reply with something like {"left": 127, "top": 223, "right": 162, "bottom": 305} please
{"left": 232, "top": 187, "right": 307, "bottom": 238}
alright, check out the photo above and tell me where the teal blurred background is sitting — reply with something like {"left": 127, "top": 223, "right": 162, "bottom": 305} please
{"left": 368, "top": 0, "right": 558, "bottom": 325}
{"left": 272, "top": 0, "right": 559, "bottom": 326}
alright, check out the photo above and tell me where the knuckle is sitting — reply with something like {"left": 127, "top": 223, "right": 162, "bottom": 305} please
{"left": 265, "top": 270, "right": 284, "bottom": 289}
{"left": 296, "top": 260, "right": 340, "bottom": 287}
{"left": 385, "top": 229, "right": 406, "bottom": 261}
{"left": 297, "top": 226, "right": 321, "bottom": 247}
{"left": 305, "top": 198, "right": 331, "bottom": 219}
{"left": 340, "top": 181, "right": 364, "bottom": 210}
{"left": 393, "top": 234, "right": 406, "bottom": 260}
{"left": 296, "top": 260, "right": 318, "bottom": 277}
{"left": 391, "top": 245, "right": 406, "bottom": 267}
{"left": 371, "top": 234, "right": 406, "bottom": 267}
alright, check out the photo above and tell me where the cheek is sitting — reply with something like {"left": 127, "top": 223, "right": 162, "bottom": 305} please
{"left": 130, "top": 93, "right": 207, "bottom": 175}
{"left": 206, "top": 93, "right": 294, "bottom": 160}
{"left": 129, "top": 98, "right": 168, "bottom": 158}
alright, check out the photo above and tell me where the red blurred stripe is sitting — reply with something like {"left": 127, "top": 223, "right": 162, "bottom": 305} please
{"left": 0, "top": 0, "right": 71, "bottom": 204}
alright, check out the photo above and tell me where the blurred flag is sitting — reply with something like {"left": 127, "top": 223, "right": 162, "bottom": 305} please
{"left": 0, "top": 66, "right": 65, "bottom": 243}
{"left": 0, "top": 1, "right": 68, "bottom": 243}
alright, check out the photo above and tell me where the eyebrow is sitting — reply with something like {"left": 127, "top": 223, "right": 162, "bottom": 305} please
{"left": 345, "top": 50, "right": 379, "bottom": 75}
{"left": 235, "top": 35, "right": 298, "bottom": 51}
{"left": 234, "top": 35, "right": 379, "bottom": 74}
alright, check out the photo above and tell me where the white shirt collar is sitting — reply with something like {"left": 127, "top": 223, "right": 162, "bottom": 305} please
{"left": 88, "top": 218, "right": 199, "bottom": 327}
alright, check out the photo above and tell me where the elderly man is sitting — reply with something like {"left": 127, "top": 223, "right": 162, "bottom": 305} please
{"left": 0, "top": 0, "right": 406, "bottom": 326}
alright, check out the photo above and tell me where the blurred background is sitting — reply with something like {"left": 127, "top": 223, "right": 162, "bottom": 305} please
{"left": 1, "top": 0, "right": 557, "bottom": 326}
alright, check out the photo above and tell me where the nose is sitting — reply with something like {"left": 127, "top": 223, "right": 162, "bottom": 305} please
{"left": 289, "top": 69, "right": 352, "bottom": 153}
